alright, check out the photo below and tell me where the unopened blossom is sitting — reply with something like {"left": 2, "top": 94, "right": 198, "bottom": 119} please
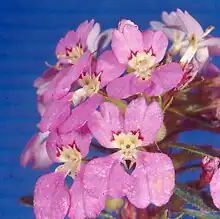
{"left": 107, "top": 20, "right": 183, "bottom": 98}
{"left": 151, "top": 9, "right": 220, "bottom": 65}
{"left": 84, "top": 98, "right": 175, "bottom": 209}
{"left": 199, "top": 156, "right": 220, "bottom": 187}
{"left": 34, "top": 125, "right": 101, "bottom": 219}
{"left": 20, "top": 131, "right": 52, "bottom": 169}
{"left": 208, "top": 157, "right": 220, "bottom": 209}
{"left": 39, "top": 50, "right": 125, "bottom": 133}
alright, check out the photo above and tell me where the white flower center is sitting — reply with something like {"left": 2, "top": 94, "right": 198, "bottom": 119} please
{"left": 55, "top": 145, "right": 82, "bottom": 178}
{"left": 71, "top": 73, "right": 101, "bottom": 106}
{"left": 112, "top": 132, "right": 143, "bottom": 168}
{"left": 128, "top": 51, "right": 156, "bottom": 80}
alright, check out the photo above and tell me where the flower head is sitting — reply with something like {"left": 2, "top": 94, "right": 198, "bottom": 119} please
{"left": 84, "top": 98, "right": 175, "bottom": 209}
{"left": 107, "top": 20, "right": 183, "bottom": 98}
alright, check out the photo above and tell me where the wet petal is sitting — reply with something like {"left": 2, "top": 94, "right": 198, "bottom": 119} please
{"left": 87, "top": 103, "right": 122, "bottom": 148}
{"left": 97, "top": 50, "right": 126, "bottom": 87}
{"left": 112, "top": 29, "right": 130, "bottom": 64}
{"left": 20, "top": 132, "right": 52, "bottom": 169}
{"left": 142, "top": 29, "right": 154, "bottom": 51}
{"left": 76, "top": 20, "right": 95, "bottom": 47}
{"left": 56, "top": 31, "right": 78, "bottom": 56}
{"left": 141, "top": 102, "right": 163, "bottom": 145}
{"left": 123, "top": 24, "right": 143, "bottom": 53}
{"left": 210, "top": 168, "right": 220, "bottom": 209}
{"left": 83, "top": 155, "right": 118, "bottom": 217}
{"left": 146, "top": 62, "right": 183, "bottom": 96}
{"left": 152, "top": 31, "right": 168, "bottom": 63}
{"left": 106, "top": 73, "right": 150, "bottom": 99}
{"left": 54, "top": 52, "right": 91, "bottom": 100}
{"left": 39, "top": 93, "right": 72, "bottom": 132}
{"left": 134, "top": 151, "right": 175, "bottom": 207}
{"left": 59, "top": 94, "right": 104, "bottom": 133}
{"left": 34, "top": 172, "right": 70, "bottom": 219}
{"left": 124, "top": 97, "right": 147, "bottom": 133}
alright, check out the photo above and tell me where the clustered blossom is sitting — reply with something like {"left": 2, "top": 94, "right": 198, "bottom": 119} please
{"left": 21, "top": 9, "right": 220, "bottom": 219}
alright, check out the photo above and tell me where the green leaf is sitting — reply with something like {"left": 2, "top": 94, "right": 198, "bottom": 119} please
{"left": 175, "top": 182, "right": 218, "bottom": 212}
{"left": 169, "top": 143, "right": 220, "bottom": 159}
{"left": 182, "top": 208, "right": 220, "bottom": 219}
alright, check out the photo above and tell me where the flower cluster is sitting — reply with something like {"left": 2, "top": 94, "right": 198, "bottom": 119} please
{"left": 21, "top": 9, "right": 220, "bottom": 219}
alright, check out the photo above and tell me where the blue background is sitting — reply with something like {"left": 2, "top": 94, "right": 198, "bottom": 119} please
{"left": 1, "top": 0, "right": 220, "bottom": 218}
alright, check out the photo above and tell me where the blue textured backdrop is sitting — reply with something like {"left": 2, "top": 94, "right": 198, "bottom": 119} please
{"left": 1, "top": 0, "right": 220, "bottom": 218}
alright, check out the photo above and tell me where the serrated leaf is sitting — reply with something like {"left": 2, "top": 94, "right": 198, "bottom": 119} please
{"left": 175, "top": 182, "right": 218, "bottom": 212}
{"left": 183, "top": 208, "right": 220, "bottom": 219}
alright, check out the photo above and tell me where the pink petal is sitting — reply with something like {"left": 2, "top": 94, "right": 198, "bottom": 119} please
{"left": 56, "top": 31, "right": 78, "bottom": 56}
{"left": 146, "top": 62, "right": 183, "bottom": 96}
{"left": 20, "top": 132, "right": 52, "bottom": 169}
{"left": 142, "top": 29, "right": 154, "bottom": 51}
{"left": 128, "top": 151, "right": 175, "bottom": 208}
{"left": 96, "top": 50, "right": 126, "bottom": 87}
{"left": 34, "top": 68, "right": 58, "bottom": 88}
{"left": 124, "top": 97, "right": 147, "bottom": 133}
{"left": 108, "top": 158, "right": 132, "bottom": 198}
{"left": 54, "top": 52, "right": 91, "bottom": 100}
{"left": 59, "top": 94, "right": 104, "bottom": 133}
{"left": 39, "top": 93, "right": 72, "bottom": 132}
{"left": 152, "top": 31, "right": 168, "bottom": 63}
{"left": 87, "top": 103, "right": 122, "bottom": 149}
{"left": 68, "top": 165, "right": 86, "bottom": 219}
{"left": 111, "top": 29, "right": 130, "bottom": 64}
{"left": 209, "top": 45, "right": 220, "bottom": 56}
{"left": 74, "top": 124, "right": 92, "bottom": 157}
{"left": 210, "top": 168, "right": 220, "bottom": 209}
{"left": 176, "top": 9, "right": 203, "bottom": 37}
{"left": 46, "top": 130, "right": 61, "bottom": 162}
{"left": 34, "top": 172, "right": 70, "bottom": 219}
{"left": 200, "top": 37, "right": 220, "bottom": 47}
{"left": 125, "top": 99, "right": 163, "bottom": 145}
{"left": 106, "top": 73, "right": 150, "bottom": 99}
{"left": 83, "top": 155, "right": 120, "bottom": 217}
{"left": 43, "top": 67, "right": 71, "bottom": 103}
{"left": 76, "top": 20, "right": 95, "bottom": 47}
{"left": 123, "top": 24, "right": 143, "bottom": 53}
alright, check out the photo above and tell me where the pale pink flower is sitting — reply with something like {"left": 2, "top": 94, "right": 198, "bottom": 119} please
{"left": 56, "top": 20, "right": 95, "bottom": 65}
{"left": 20, "top": 132, "right": 52, "bottom": 169}
{"left": 84, "top": 97, "right": 175, "bottom": 209}
{"left": 107, "top": 20, "right": 183, "bottom": 98}
{"left": 33, "top": 127, "right": 104, "bottom": 219}
{"left": 151, "top": 9, "right": 220, "bottom": 64}
{"left": 39, "top": 50, "right": 125, "bottom": 133}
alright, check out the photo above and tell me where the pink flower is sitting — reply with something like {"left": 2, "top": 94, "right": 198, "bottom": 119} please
{"left": 107, "top": 20, "right": 183, "bottom": 98}
{"left": 56, "top": 20, "right": 95, "bottom": 65}
{"left": 39, "top": 50, "right": 125, "bottom": 133}
{"left": 84, "top": 97, "right": 175, "bottom": 209}
{"left": 20, "top": 132, "right": 52, "bottom": 169}
{"left": 33, "top": 127, "right": 104, "bottom": 219}
{"left": 151, "top": 9, "right": 220, "bottom": 64}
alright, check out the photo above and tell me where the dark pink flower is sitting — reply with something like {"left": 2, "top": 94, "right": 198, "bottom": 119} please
{"left": 84, "top": 97, "right": 175, "bottom": 208}
{"left": 107, "top": 20, "right": 183, "bottom": 98}
{"left": 20, "top": 132, "right": 52, "bottom": 169}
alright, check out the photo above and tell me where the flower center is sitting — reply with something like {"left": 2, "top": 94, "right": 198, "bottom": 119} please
{"left": 128, "top": 51, "right": 156, "bottom": 80}
{"left": 55, "top": 145, "right": 82, "bottom": 178}
{"left": 71, "top": 73, "right": 101, "bottom": 106}
{"left": 57, "top": 43, "right": 84, "bottom": 65}
{"left": 112, "top": 132, "right": 143, "bottom": 168}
